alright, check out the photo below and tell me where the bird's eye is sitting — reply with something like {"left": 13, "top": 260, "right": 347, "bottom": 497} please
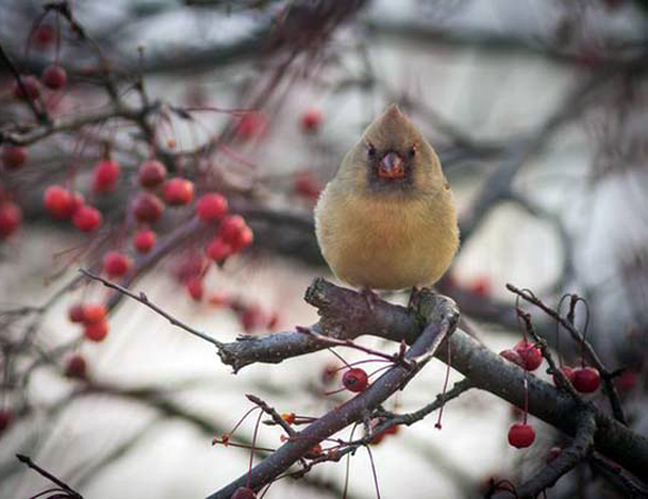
{"left": 409, "top": 145, "right": 417, "bottom": 158}
{"left": 367, "top": 143, "right": 376, "bottom": 158}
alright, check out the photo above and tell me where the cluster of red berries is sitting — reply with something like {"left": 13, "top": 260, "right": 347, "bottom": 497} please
{"left": 69, "top": 302, "right": 109, "bottom": 342}
{"left": 11, "top": 64, "right": 67, "bottom": 102}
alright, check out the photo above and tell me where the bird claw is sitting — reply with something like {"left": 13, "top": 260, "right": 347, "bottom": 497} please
{"left": 408, "top": 286, "right": 431, "bottom": 310}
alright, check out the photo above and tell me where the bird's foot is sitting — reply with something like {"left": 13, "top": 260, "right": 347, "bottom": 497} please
{"left": 361, "top": 287, "right": 380, "bottom": 312}
{"left": 408, "top": 286, "right": 432, "bottom": 310}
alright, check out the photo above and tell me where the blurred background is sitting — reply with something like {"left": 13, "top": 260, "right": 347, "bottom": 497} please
{"left": 1, "top": 0, "right": 647, "bottom": 498}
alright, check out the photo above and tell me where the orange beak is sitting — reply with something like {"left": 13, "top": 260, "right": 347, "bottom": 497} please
{"left": 378, "top": 152, "right": 405, "bottom": 179}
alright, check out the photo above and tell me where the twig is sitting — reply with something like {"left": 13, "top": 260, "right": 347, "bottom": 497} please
{"left": 16, "top": 454, "right": 83, "bottom": 498}
{"left": 79, "top": 268, "right": 223, "bottom": 348}
{"left": 246, "top": 394, "right": 297, "bottom": 437}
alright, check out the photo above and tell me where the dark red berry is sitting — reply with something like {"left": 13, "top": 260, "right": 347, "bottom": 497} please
{"left": 133, "top": 229, "right": 156, "bottom": 253}
{"left": 196, "top": 193, "right": 228, "bottom": 222}
{"left": 65, "top": 354, "right": 87, "bottom": 379}
{"left": 1, "top": 146, "right": 27, "bottom": 170}
{"left": 508, "top": 423, "right": 535, "bottom": 448}
{"left": 92, "top": 160, "right": 121, "bottom": 194}
{"left": 164, "top": 178, "right": 194, "bottom": 206}
{"left": 300, "top": 109, "right": 322, "bottom": 133}
{"left": 84, "top": 321, "right": 109, "bottom": 342}
{"left": 138, "top": 160, "right": 167, "bottom": 188}
{"left": 103, "top": 251, "right": 132, "bottom": 278}
{"left": 573, "top": 367, "right": 601, "bottom": 393}
{"left": 230, "top": 226, "right": 253, "bottom": 252}
{"left": 219, "top": 215, "right": 247, "bottom": 245}
{"left": 41, "top": 65, "right": 67, "bottom": 90}
{"left": 342, "top": 368, "right": 369, "bottom": 393}
{"left": 68, "top": 303, "right": 87, "bottom": 323}
{"left": 0, "top": 409, "right": 13, "bottom": 434}
{"left": 514, "top": 340, "right": 543, "bottom": 371}
{"left": 83, "top": 304, "right": 107, "bottom": 324}
{"left": 546, "top": 446, "right": 562, "bottom": 463}
{"left": 44, "top": 186, "right": 74, "bottom": 219}
{"left": 132, "top": 192, "right": 164, "bottom": 223}
{"left": 186, "top": 277, "right": 203, "bottom": 302}
{"left": 234, "top": 112, "right": 267, "bottom": 141}
{"left": 33, "top": 24, "right": 55, "bottom": 47}
{"left": 293, "top": 171, "right": 322, "bottom": 201}
{"left": 0, "top": 201, "right": 22, "bottom": 238}
{"left": 206, "top": 237, "right": 231, "bottom": 263}
{"left": 72, "top": 205, "right": 103, "bottom": 232}
{"left": 469, "top": 276, "right": 492, "bottom": 297}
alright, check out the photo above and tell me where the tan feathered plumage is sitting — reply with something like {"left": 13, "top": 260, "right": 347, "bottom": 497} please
{"left": 314, "top": 104, "right": 459, "bottom": 290}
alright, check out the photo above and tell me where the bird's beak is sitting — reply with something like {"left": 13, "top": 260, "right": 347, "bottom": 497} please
{"left": 378, "top": 152, "right": 405, "bottom": 179}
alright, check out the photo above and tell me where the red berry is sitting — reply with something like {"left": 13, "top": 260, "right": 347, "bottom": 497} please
{"left": 132, "top": 192, "right": 164, "bottom": 223}
{"left": 33, "top": 24, "right": 55, "bottom": 47}
{"left": 508, "top": 423, "right": 535, "bottom": 448}
{"left": 546, "top": 446, "right": 562, "bottom": 463}
{"left": 103, "top": 251, "right": 132, "bottom": 278}
{"left": 0, "top": 409, "right": 13, "bottom": 434}
{"left": 206, "top": 237, "right": 231, "bottom": 263}
{"left": 499, "top": 349, "right": 524, "bottom": 367}
{"left": 235, "top": 112, "right": 267, "bottom": 141}
{"left": 84, "top": 320, "right": 109, "bottom": 342}
{"left": 342, "top": 368, "right": 369, "bottom": 393}
{"left": 164, "top": 178, "right": 194, "bottom": 206}
{"left": 218, "top": 215, "right": 247, "bottom": 245}
{"left": 293, "top": 170, "right": 322, "bottom": 200}
{"left": 133, "top": 229, "right": 156, "bottom": 253}
{"left": 68, "top": 303, "right": 87, "bottom": 323}
{"left": 12, "top": 75, "right": 40, "bottom": 101}
{"left": 240, "top": 305, "right": 266, "bottom": 333}
{"left": 65, "top": 354, "right": 87, "bottom": 379}
{"left": 186, "top": 277, "right": 203, "bottom": 301}
{"left": 83, "top": 304, "right": 107, "bottom": 324}
{"left": 469, "top": 276, "right": 492, "bottom": 297}
{"left": 0, "top": 201, "right": 22, "bottom": 238}
{"left": 41, "top": 65, "right": 67, "bottom": 90}
{"left": 553, "top": 366, "right": 575, "bottom": 386}
{"left": 73, "top": 205, "right": 103, "bottom": 232}
{"left": 300, "top": 108, "right": 322, "bottom": 133}
{"left": 1, "top": 146, "right": 27, "bottom": 170}
{"left": 196, "top": 193, "right": 228, "bottom": 222}
{"left": 514, "top": 340, "right": 543, "bottom": 371}
{"left": 92, "top": 160, "right": 121, "bottom": 194}
{"left": 232, "top": 487, "right": 257, "bottom": 499}
{"left": 616, "top": 370, "right": 638, "bottom": 392}
{"left": 44, "top": 185, "right": 74, "bottom": 219}
{"left": 230, "top": 226, "right": 253, "bottom": 252}
{"left": 137, "top": 160, "right": 167, "bottom": 188}
{"left": 573, "top": 367, "right": 601, "bottom": 393}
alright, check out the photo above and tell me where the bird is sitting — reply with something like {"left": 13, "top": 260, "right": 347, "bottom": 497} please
{"left": 314, "top": 104, "right": 459, "bottom": 292}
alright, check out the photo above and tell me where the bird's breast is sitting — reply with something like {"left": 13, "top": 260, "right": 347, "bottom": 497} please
{"left": 315, "top": 188, "right": 458, "bottom": 290}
